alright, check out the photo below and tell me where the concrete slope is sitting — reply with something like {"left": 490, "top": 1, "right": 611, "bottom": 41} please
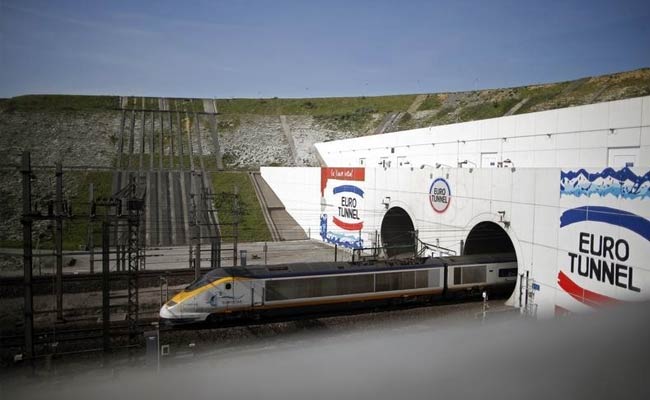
{"left": 250, "top": 172, "right": 307, "bottom": 241}
{"left": 407, "top": 94, "right": 428, "bottom": 114}
{"left": 504, "top": 97, "right": 530, "bottom": 116}
{"left": 280, "top": 115, "right": 299, "bottom": 165}
{"left": 373, "top": 112, "right": 405, "bottom": 135}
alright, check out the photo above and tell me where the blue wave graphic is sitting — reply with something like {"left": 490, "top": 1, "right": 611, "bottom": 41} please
{"left": 560, "top": 167, "right": 650, "bottom": 199}
{"left": 333, "top": 185, "right": 364, "bottom": 198}
{"left": 320, "top": 214, "right": 363, "bottom": 249}
{"left": 560, "top": 206, "right": 650, "bottom": 241}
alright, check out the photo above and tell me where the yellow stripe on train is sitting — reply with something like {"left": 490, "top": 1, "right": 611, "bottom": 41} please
{"left": 169, "top": 277, "right": 232, "bottom": 304}
{"left": 168, "top": 277, "right": 249, "bottom": 305}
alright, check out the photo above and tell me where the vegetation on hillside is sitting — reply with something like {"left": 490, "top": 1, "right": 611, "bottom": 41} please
{"left": 1, "top": 68, "right": 649, "bottom": 250}
{"left": 60, "top": 170, "right": 113, "bottom": 250}
{"left": 3, "top": 68, "right": 648, "bottom": 128}
{"left": 211, "top": 172, "right": 271, "bottom": 243}
{"left": 6, "top": 170, "right": 114, "bottom": 251}
{"left": 458, "top": 98, "right": 521, "bottom": 121}
{"left": 313, "top": 107, "right": 378, "bottom": 133}
{"left": 215, "top": 95, "right": 416, "bottom": 116}
{"left": 2, "top": 95, "right": 119, "bottom": 112}
{"left": 416, "top": 94, "right": 443, "bottom": 111}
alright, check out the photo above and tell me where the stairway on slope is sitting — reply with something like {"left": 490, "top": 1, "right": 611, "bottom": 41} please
{"left": 373, "top": 112, "right": 405, "bottom": 135}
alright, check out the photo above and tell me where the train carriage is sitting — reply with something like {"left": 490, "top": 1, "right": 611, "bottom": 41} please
{"left": 160, "top": 253, "right": 517, "bottom": 326}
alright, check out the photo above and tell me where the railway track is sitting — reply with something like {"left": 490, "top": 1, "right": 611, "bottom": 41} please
{"left": 1, "top": 267, "right": 208, "bottom": 284}
{"left": 0, "top": 268, "right": 210, "bottom": 297}
{"left": 1, "top": 294, "right": 513, "bottom": 366}
{"left": 0, "top": 268, "right": 201, "bottom": 360}
{"left": 0, "top": 317, "right": 163, "bottom": 351}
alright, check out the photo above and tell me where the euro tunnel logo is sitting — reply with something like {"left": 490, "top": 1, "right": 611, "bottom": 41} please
{"left": 333, "top": 185, "right": 364, "bottom": 231}
{"left": 429, "top": 178, "right": 451, "bottom": 213}
{"left": 319, "top": 167, "right": 365, "bottom": 250}
{"left": 558, "top": 205, "right": 648, "bottom": 306}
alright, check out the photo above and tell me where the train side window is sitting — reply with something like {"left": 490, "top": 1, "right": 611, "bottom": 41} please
{"left": 428, "top": 269, "right": 441, "bottom": 287}
{"left": 462, "top": 266, "right": 486, "bottom": 284}
{"left": 498, "top": 268, "right": 517, "bottom": 278}
{"left": 415, "top": 271, "right": 428, "bottom": 288}
{"left": 375, "top": 271, "right": 415, "bottom": 291}
{"left": 400, "top": 271, "right": 415, "bottom": 290}
{"left": 453, "top": 268, "right": 461, "bottom": 285}
{"left": 266, "top": 279, "right": 297, "bottom": 300}
{"left": 376, "top": 272, "right": 397, "bottom": 291}
{"left": 266, "top": 275, "right": 374, "bottom": 301}
{"left": 336, "top": 275, "right": 373, "bottom": 295}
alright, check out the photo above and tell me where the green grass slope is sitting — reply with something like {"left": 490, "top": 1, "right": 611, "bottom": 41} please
{"left": 2, "top": 68, "right": 649, "bottom": 249}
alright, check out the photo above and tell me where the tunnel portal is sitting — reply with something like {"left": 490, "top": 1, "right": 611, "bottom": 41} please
{"left": 463, "top": 221, "right": 515, "bottom": 255}
{"left": 380, "top": 207, "right": 416, "bottom": 257}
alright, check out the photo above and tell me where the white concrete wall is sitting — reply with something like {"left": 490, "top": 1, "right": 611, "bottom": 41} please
{"left": 260, "top": 167, "right": 321, "bottom": 237}
{"left": 315, "top": 96, "right": 650, "bottom": 170}
{"left": 262, "top": 96, "right": 650, "bottom": 318}
{"left": 263, "top": 165, "right": 650, "bottom": 318}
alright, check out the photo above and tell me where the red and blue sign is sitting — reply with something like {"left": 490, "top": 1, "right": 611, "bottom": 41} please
{"left": 320, "top": 167, "right": 366, "bottom": 249}
{"left": 332, "top": 185, "right": 364, "bottom": 231}
{"left": 558, "top": 167, "right": 649, "bottom": 308}
{"left": 429, "top": 177, "right": 451, "bottom": 213}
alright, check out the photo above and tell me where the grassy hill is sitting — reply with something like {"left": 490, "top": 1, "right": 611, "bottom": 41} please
{"left": 3, "top": 68, "right": 649, "bottom": 123}
{"left": 2, "top": 68, "right": 648, "bottom": 144}
{"left": 0, "top": 68, "right": 649, "bottom": 249}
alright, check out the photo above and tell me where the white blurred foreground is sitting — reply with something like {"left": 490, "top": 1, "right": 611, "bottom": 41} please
{"left": 3, "top": 303, "right": 649, "bottom": 399}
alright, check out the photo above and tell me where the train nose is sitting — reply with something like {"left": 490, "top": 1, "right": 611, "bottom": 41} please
{"left": 159, "top": 304, "right": 174, "bottom": 319}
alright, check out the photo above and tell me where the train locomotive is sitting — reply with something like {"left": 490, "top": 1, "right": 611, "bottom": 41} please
{"left": 159, "top": 253, "right": 517, "bottom": 326}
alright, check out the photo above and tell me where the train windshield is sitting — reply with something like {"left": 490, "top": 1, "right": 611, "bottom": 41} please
{"left": 185, "top": 269, "right": 228, "bottom": 291}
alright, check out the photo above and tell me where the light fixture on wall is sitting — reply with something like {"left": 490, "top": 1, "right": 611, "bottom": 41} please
{"left": 382, "top": 197, "right": 391, "bottom": 209}
{"left": 421, "top": 163, "right": 450, "bottom": 178}
{"left": 502, "top": 158, "right": 516, "bottom": 172}
{"left": 421, "top": 163, "right": 453, "bottom": 169}
{"left": 458, "top": 160, "right": 477, "bottom": 168}
{"left": 497, "top": 210, "right": 511, "bottom": 228}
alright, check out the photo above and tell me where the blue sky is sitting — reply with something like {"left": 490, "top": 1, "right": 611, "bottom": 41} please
{"left": 1, "top": 0, "right": 649, "bottom": 98}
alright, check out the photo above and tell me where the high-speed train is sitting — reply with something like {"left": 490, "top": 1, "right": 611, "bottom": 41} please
{"left": 159, "top": 253, "right": 517, "bottom": 325}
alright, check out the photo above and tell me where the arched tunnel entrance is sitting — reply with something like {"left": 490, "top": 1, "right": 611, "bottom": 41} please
{"left": 463, "top": 221, "right": 515, "bottom": 255}
{"left": 380, "top": 207, "right": 416, "bottom": 258}
{"left": 464, "top": 221, "right": 518, "bottom": 300}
